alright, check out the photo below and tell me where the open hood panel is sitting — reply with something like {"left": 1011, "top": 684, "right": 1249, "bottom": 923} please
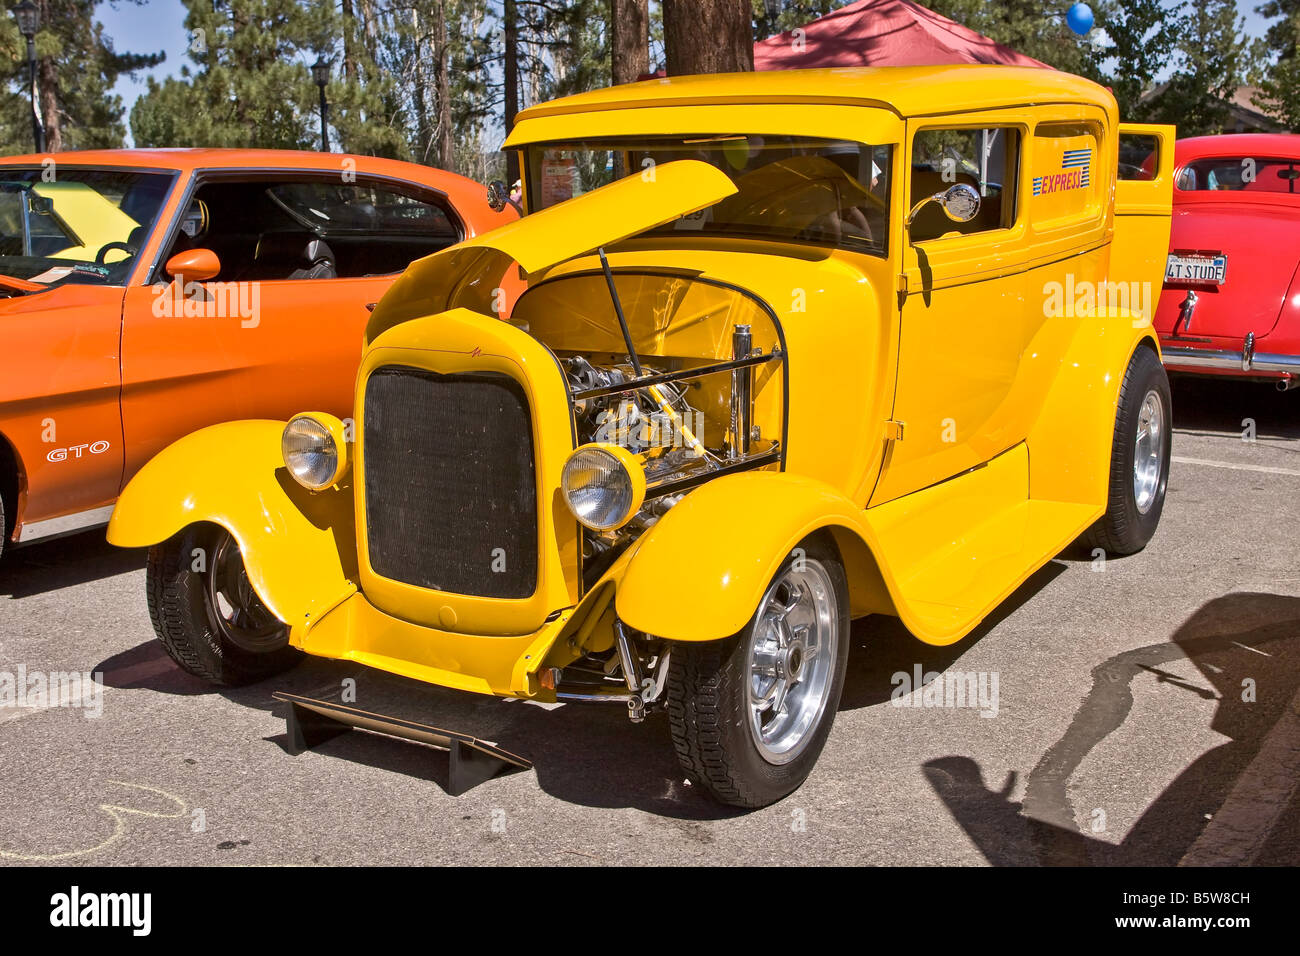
{"left": 366, "top": 159, "right": 738, "bottom": 344}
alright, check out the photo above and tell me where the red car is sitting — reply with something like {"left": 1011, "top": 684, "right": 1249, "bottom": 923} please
{"left": 1154, "top": 133, "right": 1300, "bottom": 388}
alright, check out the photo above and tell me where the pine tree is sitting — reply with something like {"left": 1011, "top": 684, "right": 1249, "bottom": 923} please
{"left": 0, "top": 0, "right": 163, "bottom": 154}
{"left": 1254, "top": 0, "right": 1300, "bottom": 128}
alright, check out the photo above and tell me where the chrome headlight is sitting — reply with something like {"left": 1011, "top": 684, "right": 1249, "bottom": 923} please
{"left": 282, "top": 413, "right": 348, "bottom": 490}
{"left": 561, "top": 443, "right": 646, "bottom": 532}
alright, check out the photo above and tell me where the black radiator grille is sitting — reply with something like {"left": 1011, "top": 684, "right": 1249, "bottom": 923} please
{"left": 362, "top": 366, "right": 538, "bottom": 598}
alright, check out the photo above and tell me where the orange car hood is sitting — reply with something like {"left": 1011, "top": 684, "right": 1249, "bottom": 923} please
{"left": 365, "top": 159, "right": 737, "bottom": 344}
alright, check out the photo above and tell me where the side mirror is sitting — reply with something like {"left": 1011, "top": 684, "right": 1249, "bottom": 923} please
{"left": 487, "top": 179, "right": 522, "bottom": 214}
{"left": 164, "top": 248, "right": 220, "bottom": 282}
{"left": 906, "top": 183, "right": 982, "bottom": 232}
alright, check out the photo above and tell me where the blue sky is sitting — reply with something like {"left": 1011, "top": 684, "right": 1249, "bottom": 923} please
{"left": 97, "top": 1, "right": 1280, "bottom": 146}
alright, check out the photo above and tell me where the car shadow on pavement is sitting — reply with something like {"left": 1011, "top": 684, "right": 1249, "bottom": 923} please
{"left": 0, "top": 530, "right": 146, "bottom": 599}
{"left": 94, "top": 556, "right": 1075, "bottom": 821}
{"left": 924, "top": 591, "right": 1300, "bottom": 865}
{"left": 840, "top": 559, "right": 1068, "bottom": 711}
{"left": 1169, "top": 374, "right": 1300, "bottom": 440}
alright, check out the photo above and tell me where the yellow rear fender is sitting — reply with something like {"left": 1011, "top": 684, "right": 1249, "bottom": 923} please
{"left": 1026, "top": 311, "right": 1159, "bottom": 507}
{"left": 614, "top": 472, "right": 899, "bottom": 643}
{"left": 106, "top": 420, "right": 358, "bottom": 627}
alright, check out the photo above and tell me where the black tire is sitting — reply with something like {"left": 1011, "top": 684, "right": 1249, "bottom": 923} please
{"left": 1082, "top": 345, "right": 1172, "bottom": 556}
{"left": 0, "top": 491, "right": 6, "bottom": 562}
{"left": 146, "top": 524, "right": 300, "bottom": 686}
{"left": 666, "top": 535, "right": 850, "bottom": 808}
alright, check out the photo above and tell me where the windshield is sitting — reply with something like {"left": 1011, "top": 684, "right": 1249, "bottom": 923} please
{"left": 0, "top": 167, "right": 175, "bottom": 285}
{"left": 525, "top": 135, "right": 892, "bottom": 256}
{"left": 1176, "top": 157, "right": 1300, "bottom": 194}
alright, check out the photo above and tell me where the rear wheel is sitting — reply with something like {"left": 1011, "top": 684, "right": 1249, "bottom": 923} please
{"left": 1083, "top": 346, "right": 1172, "bottom": 556}
{"left": 666, "top": 536, "right": 850, "bottom": 807}
{"left": 147, "top": 524, "right": 300, "bottom": 686}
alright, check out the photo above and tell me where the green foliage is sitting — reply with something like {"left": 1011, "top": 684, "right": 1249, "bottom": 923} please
{"left": 930, "top": 0, "right": 1271, "bottom": 135}
{"left": 0, "top": 0, "right": 164, "bottom": 155}
{"left": 1148, "top": 0, "right": 1263, "bottom": 134}
{"left": 1254, "top": 1, "right": 1300, "bottom": 127}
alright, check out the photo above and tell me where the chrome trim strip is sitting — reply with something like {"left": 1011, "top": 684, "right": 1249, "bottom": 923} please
{"left": 1161, "top": 345, "right": 1300, "bottom": 374}
{"left": 17, "top": 505, "right": 115, "bottom": 544}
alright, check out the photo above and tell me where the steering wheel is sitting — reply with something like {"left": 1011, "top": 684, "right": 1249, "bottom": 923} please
{"left": 95, "top": 241, "right": 136, "bottom": 265}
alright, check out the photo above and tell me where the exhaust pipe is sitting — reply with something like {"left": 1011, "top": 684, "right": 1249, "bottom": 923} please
{"left": 1276, "top": 378, "right": 1296, "bottom": 392}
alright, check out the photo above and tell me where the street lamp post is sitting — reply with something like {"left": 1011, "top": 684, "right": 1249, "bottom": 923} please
{"left": 311, "top": 56, "right": 331, "bottom": 152}
{"left": 13, "top": 0, "right": 44, "bottom": 153}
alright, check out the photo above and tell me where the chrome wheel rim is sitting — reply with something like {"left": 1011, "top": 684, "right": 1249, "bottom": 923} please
{"left": 1133, "top": 389, "right": 1165, "bottom": 515}
{"left": 204, "top": 533, "right": 285, "bottom": 653}
{"left": 745, "top": 558, "right": 838, "bottom": 765}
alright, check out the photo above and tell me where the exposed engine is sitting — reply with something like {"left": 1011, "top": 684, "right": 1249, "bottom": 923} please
{"left": 563, "top": 355, "right": 711, "bottom": 464}
{"left": 562, "top": 354, "right": 709, "bottom": 582}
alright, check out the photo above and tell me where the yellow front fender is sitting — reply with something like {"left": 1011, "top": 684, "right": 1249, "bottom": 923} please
{"left": 107, "top": 420, "right": 357, "bottom": 627}
{"left": 614, "top": 472, "right": 899, "bottom": 643}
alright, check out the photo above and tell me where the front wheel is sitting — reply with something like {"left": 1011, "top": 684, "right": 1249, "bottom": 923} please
{"left": 666, "top": 536, "right": 850, "bottom": 807}
{"left": 146, "top": 524, "right": 301, "bottom": 686}
{"left": 1083, "top": 346, "right": 1172, "bottom": 556}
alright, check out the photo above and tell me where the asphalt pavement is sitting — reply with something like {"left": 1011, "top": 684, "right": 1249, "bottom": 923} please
{"left": 1, "top": 375, "right": 1297, "bottom": 865}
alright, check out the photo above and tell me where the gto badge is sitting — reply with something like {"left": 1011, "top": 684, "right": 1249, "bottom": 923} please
{"left": 47, "top": 441, "right": 111, "bottom": 463}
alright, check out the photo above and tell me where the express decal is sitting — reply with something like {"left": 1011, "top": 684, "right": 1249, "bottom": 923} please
{"left": 1033, "top": 148, "right": 1092, "bottom": 196}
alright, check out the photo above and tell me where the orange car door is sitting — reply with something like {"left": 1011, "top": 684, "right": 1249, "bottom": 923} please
{"left": 4, "top": 284, "right": 126, "bottom": 538}
{"left": 118, "top": 172, "right": 463, "bottom": 482}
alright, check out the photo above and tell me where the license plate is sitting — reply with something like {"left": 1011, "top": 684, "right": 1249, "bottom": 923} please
{"left": 1165, "top": 253, "right": 1227, "bottom": 285}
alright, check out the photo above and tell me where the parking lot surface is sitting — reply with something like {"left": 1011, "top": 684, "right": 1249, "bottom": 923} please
{"left": 2, "top": 377, "right": 1297, "bottom": 865}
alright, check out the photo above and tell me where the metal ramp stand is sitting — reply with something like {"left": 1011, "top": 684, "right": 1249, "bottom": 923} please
{"left": 273, "top": 691, "right": 532, "bottom": 796}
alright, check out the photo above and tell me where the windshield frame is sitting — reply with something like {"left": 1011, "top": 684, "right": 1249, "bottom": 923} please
{"left": 522, "top": 134, "right": 894, "bottom": 259}
{"left": 0, "top": 163, "right": 182, "bottom": 289}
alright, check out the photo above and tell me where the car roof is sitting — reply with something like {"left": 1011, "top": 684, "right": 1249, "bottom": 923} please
{"left": 1175, "top": 133, "right": 1300, "bottom": 162}
{"left": 514, "top": 65, "right": 1115, "bottom": 122}
{"left": 0, "top": 147, "right": 473, "bottom": 184}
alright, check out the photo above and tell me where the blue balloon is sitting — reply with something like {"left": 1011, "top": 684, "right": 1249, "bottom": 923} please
{"left": 1066, "top": 2, "right": 1094, "bottom": 35}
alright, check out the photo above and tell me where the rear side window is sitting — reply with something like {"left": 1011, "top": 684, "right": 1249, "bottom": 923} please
{"left": 269, "top": 182, "right": 460, "bottom": 237}
{"left": 1176, "top": 157, "right": 1300, "bottom": 194}
{"left": 1118, "top": 133, "right": 1159, "bottom": 181}
{"left": 1032, "top": 121, "right": 1103, "bottom": 229}
{"left": 157, "top": 176, "right": 464, "bottom": 282}
{"left": 910, "top": 127, "right": 1019, "bottom": 241}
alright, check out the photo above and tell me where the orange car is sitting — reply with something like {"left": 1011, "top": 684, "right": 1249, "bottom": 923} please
{"left": 0, "top": 148, "right": 518, "bottom": 558}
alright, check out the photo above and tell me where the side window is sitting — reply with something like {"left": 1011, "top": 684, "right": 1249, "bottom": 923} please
{"left": 1119, "top": 133, "right": 1159, "bottom": 181}
{"left": 1032, "top": 121, "right": 1103, "bottom": 229}
{"left": 909, "top": 127, "right": 1019, "bottom": 242}
{"left": 158, "top": 177, "right": 463, "bottom": 283}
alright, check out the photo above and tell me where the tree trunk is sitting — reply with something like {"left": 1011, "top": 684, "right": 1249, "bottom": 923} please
{"left": 663, "top": 0, "right": 752, "bottom": 76}
{"left": 504, "top": 0, "right": 520, "bottom": 182}
{"left": 35, "top": 0, "right": 59, "bottom": 151}
{"left": 341, "top": 0, "right": 359, "bottom": 82}
{"left": 611, "top": 0, "right": 650, "bottom": 85}
{"left": 412, "top": 7, "right": 431, "bottom": 162}
{"left": 433, "top": 0, "right": 455, "bottom": 170}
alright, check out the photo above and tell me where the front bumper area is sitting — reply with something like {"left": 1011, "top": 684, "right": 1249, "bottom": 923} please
{"left": 291, "top": 589, "right": 582, "bottom": 699}
{"left": 1160, "top": 332, "right": 1300, "bottom": 378}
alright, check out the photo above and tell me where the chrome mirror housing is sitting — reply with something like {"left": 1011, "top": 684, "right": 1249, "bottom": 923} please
{"left": 906, "top": 182, "right": 982, "bottom": 230}
{"left": 486, "top": 180, "right": 510, "bottom": 212}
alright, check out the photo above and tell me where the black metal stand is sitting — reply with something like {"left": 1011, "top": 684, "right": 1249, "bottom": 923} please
{"left": 274, "top": 692, "right": 532, "bottom": 796}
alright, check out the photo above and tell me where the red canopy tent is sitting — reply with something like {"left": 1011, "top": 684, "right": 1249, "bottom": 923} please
{"left": 753, "top": 0, "right": 1051, "bottom": 71}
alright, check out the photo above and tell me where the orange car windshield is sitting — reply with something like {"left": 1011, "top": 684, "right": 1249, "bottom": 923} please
{"left": 525, "top": 134, "right": 892, "bottom": 257}
{"left": 0, "top": 167, "right": 175, "bottom": 285}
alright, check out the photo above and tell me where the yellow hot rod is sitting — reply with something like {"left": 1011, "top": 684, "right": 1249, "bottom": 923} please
{"left": 108, "top": 66, "right": 1175, "bottom": 807}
